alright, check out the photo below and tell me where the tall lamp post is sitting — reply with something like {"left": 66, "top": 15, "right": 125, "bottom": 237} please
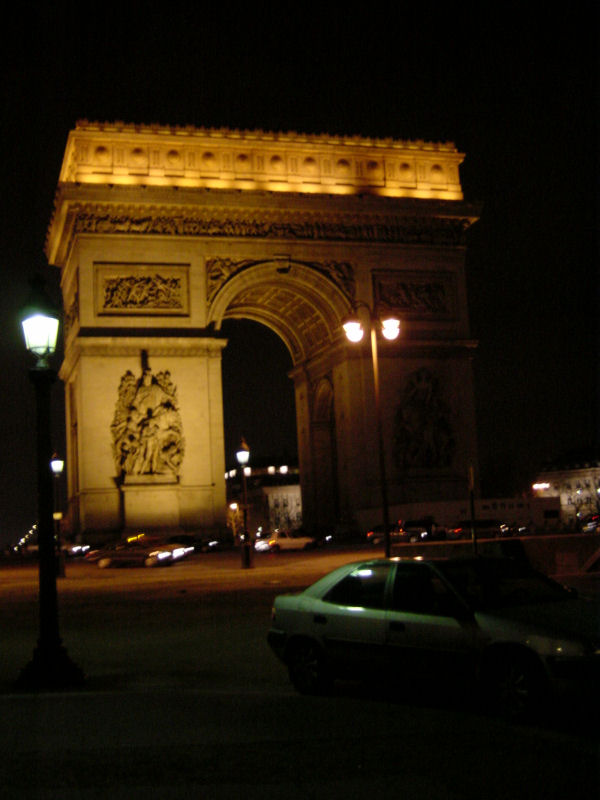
{"left": 343, "top": 303, "right": 400, "bottom": 559}
{"left": 50, "top": 454, "right": 66, "bottom": 577}
{"left": 16, "top": 275, "right": 84, "bottom": 690}
{"left": 236, "top": 438, "right": 253, "bottom": 569}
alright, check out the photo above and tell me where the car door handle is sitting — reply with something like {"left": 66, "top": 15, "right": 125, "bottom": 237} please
{"left": 313, "top": 614, "right": 328, "bottom": 625}
{"left": 389, "top": 621, "right": 405, "bottom": 632}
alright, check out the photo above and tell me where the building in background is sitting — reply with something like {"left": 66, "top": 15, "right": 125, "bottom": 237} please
{"left": 532, "top": 452, "right": 600, "bottom": 529}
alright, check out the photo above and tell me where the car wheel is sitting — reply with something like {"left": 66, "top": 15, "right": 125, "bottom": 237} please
{"left": 97, "top": 558, "right": 112, "bottom": 569}
{"left": 481, "top": 650, "right": 545, "bottom": 719}
{"left": 270, "top": 544, "right": 280, "bottom": 553}
{"left": 287, "top": 639, "right": 332, "bottom": 695}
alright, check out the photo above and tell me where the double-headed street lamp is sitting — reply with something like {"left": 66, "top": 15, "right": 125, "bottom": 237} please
{"left": 16, "top": 275, "right": 84, "bottom": 690}
{"left": 236, "top": 437, "right": 253, "bottom": 569}
{"left": 343, "top": 303, "right": 400, "bottom": 559}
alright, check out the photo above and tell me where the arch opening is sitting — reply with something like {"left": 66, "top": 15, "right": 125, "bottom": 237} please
{"left": 220, "top": 319, "right": 297, "bottom": 467}
{"left": 214, "top": 260, "right": 350, "bottom": 535}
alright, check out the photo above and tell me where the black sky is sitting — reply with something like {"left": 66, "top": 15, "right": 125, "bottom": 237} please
{"left": 0, "top": 3, "right": 597, "bottom": 543}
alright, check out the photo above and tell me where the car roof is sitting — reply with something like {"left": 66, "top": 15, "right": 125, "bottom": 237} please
{"left": 301, "top": 555, "right": 533, "bottom": 595}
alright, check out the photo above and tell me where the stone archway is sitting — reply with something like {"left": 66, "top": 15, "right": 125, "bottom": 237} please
{"left": 208, "top": 259, "right": 349, "bottom": 532}
{"left": 207, "top": 257, "right": 352, "bottom": 364}
{"left": 46, "top": 122, "right": 479, "bottom": 539}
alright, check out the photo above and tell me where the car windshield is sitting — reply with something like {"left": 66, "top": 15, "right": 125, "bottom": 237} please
{"left": 435, "top": 559, "right": 573, "bottom": 611}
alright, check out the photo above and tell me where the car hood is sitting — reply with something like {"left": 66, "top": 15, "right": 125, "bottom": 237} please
{"left": 477, "top": 598, "right": 600, "bottom": 641}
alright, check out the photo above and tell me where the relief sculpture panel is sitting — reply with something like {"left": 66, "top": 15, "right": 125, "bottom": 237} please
{"left": 393, "top": 368, "right": 456, "bottom": 470}
{"left": 111, "top": 363, "right": 185, "bottom": 479}
{"left": 373, "top": 271, "right": 457, "bottom": 320}
{"left": 95, "top": 264, "right": 189, "bottom": 315}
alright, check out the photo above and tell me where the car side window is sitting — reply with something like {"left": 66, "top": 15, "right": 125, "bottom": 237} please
{"left": 391, "top": 564, "right": 457, "bottom": 616}
{"left": 323, "top": 564, "right": 391, "bottom": 610}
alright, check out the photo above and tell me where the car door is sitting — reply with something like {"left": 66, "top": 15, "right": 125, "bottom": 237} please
{"left": 311, "top": 562, "right": 393, "bottom": 676}
{"left": 385, "top": 562, "right": 478, "bottom": 680}
{"left": 278, "top": 531, "right": 295, "bottom": 550}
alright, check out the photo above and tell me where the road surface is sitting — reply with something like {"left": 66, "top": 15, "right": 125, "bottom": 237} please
{"left": 0, "top": 548, "right": 598, "bottom": 799}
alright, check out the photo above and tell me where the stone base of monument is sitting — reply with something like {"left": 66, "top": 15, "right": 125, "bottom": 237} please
{"left": 121, "top": 474, "right": 180, "bottom": 530}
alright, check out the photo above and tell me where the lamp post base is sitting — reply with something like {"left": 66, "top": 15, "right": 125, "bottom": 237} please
{"left": 56, "top": 548, "right": 66, "bottom": 578}
{"left": 15, "top": 643, "right": 85, "bottom": 692}
{"left": 241, "top": 541, "right": 253, "bottom": 569}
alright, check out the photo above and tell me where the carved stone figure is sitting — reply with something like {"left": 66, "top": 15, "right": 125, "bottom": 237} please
{"left": 111, "top": 365, "right": 185, "bottom": 478}
{"left": 102, "top": 274, "right": 183, "bottom": 310}
{"left": 393, "top": 368, "right": 455, "bottom": 470}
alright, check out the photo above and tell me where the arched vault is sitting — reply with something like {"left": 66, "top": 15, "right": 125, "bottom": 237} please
{"left": 207, "top": 260, "right": 352, "bottom": 365}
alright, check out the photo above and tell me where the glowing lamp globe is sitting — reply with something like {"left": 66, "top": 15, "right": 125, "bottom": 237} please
{"left": 236, "top": 438, "right": 250, "bottom": 466}
{"left": 20, "top": 276, "right": 61, "bottom": 367}
{"left": 343, "top": 319, "right": 364, "bottom": 343}
{"left": 381, "top": 317, "right": 400, "bottom": 340}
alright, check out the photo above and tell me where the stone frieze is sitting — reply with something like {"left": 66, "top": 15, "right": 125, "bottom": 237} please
{"left": 373, "top": 270, "right": 457, "bottom": 319}
{"left": 70, "top": 204, "right": 474, "bottom": 247}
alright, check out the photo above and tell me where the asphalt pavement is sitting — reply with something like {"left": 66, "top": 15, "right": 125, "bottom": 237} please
{"left": 1, "top": 548, "right": 598, "bottom": 799}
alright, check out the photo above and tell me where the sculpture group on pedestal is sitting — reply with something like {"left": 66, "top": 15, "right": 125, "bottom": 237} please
{"left": 111, "top": 359, "right": 185, "bottom": 479}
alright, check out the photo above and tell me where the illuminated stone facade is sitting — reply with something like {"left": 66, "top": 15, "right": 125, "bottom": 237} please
{"left": 46, "top": 121, "right": 479, "bottom": 537}
{"left": 533, "top": 459, "right": 600, "bottom": 527}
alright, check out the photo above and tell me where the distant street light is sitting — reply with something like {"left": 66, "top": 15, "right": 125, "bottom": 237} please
{"left": 227, "top": 502, "right": 242, "bottom": 542}
{"left": 236, "top": 438, "right": 253, "bottom": 569}
{"left": 343, "top": 302, "right": 400, "bottom": 559}
{"left": 16, "top": 275, "right": 84, "bottom": 690}
{"left": 50, "top": 454, "right": 66, "bottom": 578}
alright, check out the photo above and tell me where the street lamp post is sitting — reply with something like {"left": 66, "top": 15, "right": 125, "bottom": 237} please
{"left": 236, "top": 438, "right": 253, "bottom": 569}
{"left": 16, "top": 275, "right": 84, "bottom": 691}
{"left": 50, "top": 454, "right": 66, "bottom": 578}
{"left": 344, "top": 303, "right": 400, "bottom": 559}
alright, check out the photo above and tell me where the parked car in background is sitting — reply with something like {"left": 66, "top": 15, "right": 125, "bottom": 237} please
{"left": 580, "top": 513, "right": 600, "bottom": 533}
{"left": 401, "top": 518, "right": 447, "bottom": 541}
{"left": 447, "top": 519, "right": 507, "bottom": 540}
{"left": 255, "top": 529, "right": 317, "bottom": 552}
{"left": 366, "top": 523, "right": 405, "bottom": 546}
{"left": 367, "top": 518, "right": 445, "bottom": 545}
{"left": 268, "top": 556, "right": 599, "bottom": 717}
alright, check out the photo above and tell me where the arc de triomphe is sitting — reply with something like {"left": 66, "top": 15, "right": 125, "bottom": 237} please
{"left": 45, "top": 121, "right": 479, "bottom": 538}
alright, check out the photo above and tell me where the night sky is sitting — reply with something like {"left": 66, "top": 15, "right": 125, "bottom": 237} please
{"left": 1, "top": 4, "right": 597, "bottom": 545}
